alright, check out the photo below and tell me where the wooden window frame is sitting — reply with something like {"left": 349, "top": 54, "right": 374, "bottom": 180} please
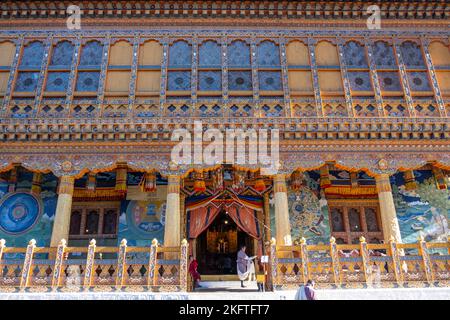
{"left": 68, "top": 201, "right": 120, "bottom": 240}
{"left": 327, "top": 199, "right": 383, "bottom": 244}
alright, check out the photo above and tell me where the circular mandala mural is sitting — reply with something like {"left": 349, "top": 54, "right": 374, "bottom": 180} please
{"left": 126, "top": 200, "right": 166, "bottom": 237}
{"left": 0, "top": 192, "right": 42, "bottom": 234}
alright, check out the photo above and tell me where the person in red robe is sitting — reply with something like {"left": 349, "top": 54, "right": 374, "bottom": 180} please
{"left": 188, "top": 255, "right": 202, "bottom": 288}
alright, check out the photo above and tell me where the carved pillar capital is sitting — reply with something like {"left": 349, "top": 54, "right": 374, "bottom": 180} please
{"left": 375, "top": 173, "right": 392, "bottom": 193}
{"left": 57, "top": 176, "right": 75, "bottom": 196}
{"left": 167, "top": 175, "right": 181, "bottom": 194}
{"left": 273, "top": 174, "right": 287, "bottom": 193}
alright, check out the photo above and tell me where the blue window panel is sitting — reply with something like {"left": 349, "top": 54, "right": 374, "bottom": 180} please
{"left": 407, "top": 72, "right": 432, "bottom": 91}
{"left": 14, "top": 72, "right": 39, "bottom": 92}
{"left": 75, "top": 71, "right": 100, "bottom": 91}
{"left": 228, "top": 71, "right": 252, "bottom": 91}
{"left": 20, "top": 41, "right": 44, "bottom": 68}
{"left": 228, "top": 41, "right": 251, "bottom": 67}
{"left": 198, "top": 71, "right": 221, "bottom": 91}
{"left": 79, "top": 41, "right": 103, "bottom": 66}
{"left": 344, "top": 41, "right": 368, "bottom": 68}
{"left": 45, "top": 72, "right": 70, "bottom": 92}
{"left": 400, "top": 41, "right": 425, "bottom": 68}
{"left": 378, "top": 71, "right": 402, "bottom": 91}
{"left": 373, "top": 41, "right": 397, "bottom": 68}
{"left": 258, "top": 71, "right": 282, "bottom": 91}
{"left": 50, "top": 41, "right": 74, "bottom": 67}
{"left": 257, "top": 41, "right": 280, "bottom": 67}
{"left": 167, "top": 71, "right": 191, "bottom": 91}
{"left": 199, "top": 41, "right": 221, "bottom": 67}
{"left": 347, "top": 71, "right": 373, "bottom": 91}
{"left": 169, "top": 41, "right": 192, "bottom": 67}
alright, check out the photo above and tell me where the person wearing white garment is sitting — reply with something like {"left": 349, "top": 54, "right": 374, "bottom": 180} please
{"left": 236, "top": 245, "right": 256, "bottom": 288}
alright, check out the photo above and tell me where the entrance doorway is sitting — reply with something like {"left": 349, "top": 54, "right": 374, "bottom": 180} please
{"left": 196, "top": 210, "right": 254, "bottom": 275}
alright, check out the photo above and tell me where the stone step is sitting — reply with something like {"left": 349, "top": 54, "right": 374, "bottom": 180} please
{"left": 195, "top": 280, "right": 260, "bottom": 293}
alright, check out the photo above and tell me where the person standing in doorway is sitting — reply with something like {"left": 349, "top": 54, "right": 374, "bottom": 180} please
{"left": 188, "top": 255, "right": 202, "bottom": 289}
{"left": 237, "top": 245, "right": 249, "bottom": 288}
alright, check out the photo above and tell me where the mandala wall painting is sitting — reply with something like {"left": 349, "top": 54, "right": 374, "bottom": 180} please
{"left": 118, "top": 198, "right": 167, "bottom": 247}
{"left": 0, "top": 192, "right": 42, "bottom": 235}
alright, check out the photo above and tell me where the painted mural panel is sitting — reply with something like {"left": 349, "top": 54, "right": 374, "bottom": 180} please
{"left": 391, "top": 170, "right": 449, "bottom": 247}
{"left": 270, "top": 171, "right": 331, "bottom": 244}
{"left": 0, "top": 172, "right": 57, "bottom": 248}
{"left": 117, "top": 173, "right": 167, "bottom": 247}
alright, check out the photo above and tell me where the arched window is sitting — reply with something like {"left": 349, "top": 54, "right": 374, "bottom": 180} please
{"left": 199, "top": 40, "right": 221, "bottom": 67}
{"left": 50, "top": 41, "right": 74, "bottom": 66}
{"left": 286, "top": 41, "right": 313, "bottom": 97}
{"left": 400, "top": 41, "right": 425, "bottom": 67}
{"left": 20, "top": 41, "right": 45, "bottom": 67}
{"left": 343, "top": 41, "right": 367, "bottom": 67}
{"left": 228, "top": 40, "right": 251, "bottom": 94}
{"left": 257, "top": 41, "right": 280, "bottom": 67}
{"left": 428, "top": 41, "right": 450, "bottom": 95}
{"left": 198, "top": 40, "right": 222, "bottom": 93}
{"left": 45, "top": 41, "right": 75, "bottom": 92}
{"left": 76, "top": 41, "right": 103, "bottom": 92}
{"left": 136, "top": 40, "right": 162, "bottom": 95}
{"left": 0, "top": 41, "right": 16, "bottom": 95}
{"left": 169, "top": 40, "right": 191, "bottom": 67}
{"left": 79, "top": 40, "right": 103, "bottom": 66}
{"left": 228, "top": 40, "right": 250, "bottom": 67}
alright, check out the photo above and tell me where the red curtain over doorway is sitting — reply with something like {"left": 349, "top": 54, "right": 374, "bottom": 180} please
{"left": 226, "top": 204, "right": 261, "bottom": 239}
{"left": 187, "top": 205, "right": 222, "bottom": 239}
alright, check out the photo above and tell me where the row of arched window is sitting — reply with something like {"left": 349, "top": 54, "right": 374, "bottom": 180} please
{"left": 0, "top": 38, "right": 448, "bottom": 99}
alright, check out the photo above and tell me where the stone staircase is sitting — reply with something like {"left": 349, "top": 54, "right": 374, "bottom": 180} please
{"left": 195, "top": 275, "right": 260, "bottom": 292}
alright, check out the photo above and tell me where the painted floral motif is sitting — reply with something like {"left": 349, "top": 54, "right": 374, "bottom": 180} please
{"left": 20, "top": 41, "right": 44, "bottom": 68}
{"left": 400, "top": 41, "right": 425, "bottom": 68}
{"left": 169, "top": 40, "right": 192, "bottom": 67}
{"left": 199, "top": 40, "right": 221, "bottom": 67}
{"left": 228, "top": 40, "right": 251, "bottom": 67}
{"left": 79, "top": 41, "right": 103, "bottom": 66}
{"left": 343, "top": 41, "right": 368, "bottom": 68}
{"left": 257, "top": 41, "right": 280, "bottom": 67}
{"left": 50, "top": 41, "right": 74, "bottom": 66}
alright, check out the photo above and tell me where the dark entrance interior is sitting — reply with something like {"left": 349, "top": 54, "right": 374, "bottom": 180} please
{"left": 196, "top": 210, "right": 254, "bottom": 275}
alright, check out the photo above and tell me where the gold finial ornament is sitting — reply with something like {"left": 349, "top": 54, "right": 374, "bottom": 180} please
{"left": 29, "top": 239, "right": 36, "bottom": 246}
{"left": 330, "top": 237, "right": 336, "bottom": 244}
{"left": 359, "top": 236, "right": 366, "bottom": 243}
{"left": 59, "top": 239, "right": 67, "bottom": 246}
{"left": 0, "top": 239, "right": 5, "bottom": 246}
{"left": 89, "top": 239, "right": 96, "bottom": 246}
{"left": 120, "top": 239, "right": 127, "bottom": 246}
{"left": 181, "top": 239, "right": 188, "bottom": 245}
{"left": 152, "top": 238, "right": 158, "bottom": 246}
{"left": 300, "top": 237, "right": 306, "bottom": 244}
{"left": 270, "top": 237, "right": 276, "bottom": 245}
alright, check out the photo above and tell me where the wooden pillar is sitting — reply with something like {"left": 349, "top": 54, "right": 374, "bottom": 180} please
{"left": 164, "top": 175, "right": 181, "bottom": 248}
{"left": 263, "top": 193, "right": 271, "bottom": 242}
{"left": 375, "top": 174, "right": 402, "bottom": 243}
{"left": 31, "top": 172, "right": 43, "bottom": 195}
{"left": 50, "top": 176, "right": 75, "bottom": 247}
{"left": 273, "top": 174, "right": 292, "bottom": 246}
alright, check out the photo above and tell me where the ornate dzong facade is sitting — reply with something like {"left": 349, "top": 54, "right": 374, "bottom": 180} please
{"left": 0, "top": 1, "right": 449, "bottom": 292}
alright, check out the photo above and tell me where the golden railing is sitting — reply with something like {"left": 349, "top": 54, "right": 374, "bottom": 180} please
{"left": 0, "top": 238, "right": 189, "bottom": 293}
{"left": 269, "top": 236, "right": 450, "bottom": 290}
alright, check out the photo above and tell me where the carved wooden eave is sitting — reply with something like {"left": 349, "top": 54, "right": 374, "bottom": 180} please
{"left": 0, "top": 140, "right": 449, "bottom": 178}
{"left": 0, "top": 1, "right": 449, "bottom": 29}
